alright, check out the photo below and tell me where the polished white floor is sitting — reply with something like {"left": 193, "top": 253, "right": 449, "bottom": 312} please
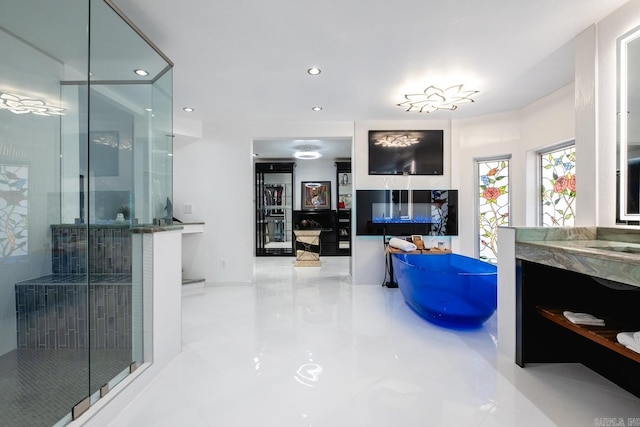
{"left": 110, "top": 257, "right": 640, "bottom": 427}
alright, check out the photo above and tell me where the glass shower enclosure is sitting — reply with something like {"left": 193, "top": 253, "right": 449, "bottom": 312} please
{"left": 0, "top": 1, "right": 172, "bottom": 425}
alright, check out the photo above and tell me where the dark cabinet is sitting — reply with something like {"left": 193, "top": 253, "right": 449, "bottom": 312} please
{"left": 516, "top": 259, "right": 640, "bottom": 398}
{"left": 336, "top": 161, "right": 351, "bottom": 255}
{"left": 293, "top": 210, "right": 337, "bottom": 255}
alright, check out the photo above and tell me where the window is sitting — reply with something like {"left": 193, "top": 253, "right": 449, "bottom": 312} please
{"left": 478, "top": 158, "right": 510, "bottom": 264}
{"left": 540, "top": 144, "right": 576, "bottom": 226}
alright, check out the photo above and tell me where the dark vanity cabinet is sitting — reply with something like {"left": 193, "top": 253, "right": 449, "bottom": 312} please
{"left": 336, "top": 161, "right": 352, "bottom": 255}
{"left": 516, "top": 259, "right": 640, "bottom": 398}
{"left": 255, "top": 162, "right": 294, "bottom": 256}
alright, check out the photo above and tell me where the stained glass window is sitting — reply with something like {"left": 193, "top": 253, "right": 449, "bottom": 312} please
{"left": 540, "top": 145, "right": 576, "bottom": 226}
{"left": 0, "top": 165, "right": 28, "bottom": 257}
{"left": 478, "top": 159, "right": 509, "bottom": 264}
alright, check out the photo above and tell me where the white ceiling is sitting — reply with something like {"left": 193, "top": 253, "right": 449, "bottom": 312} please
{"left": 252, "top": 137, "right": 352, "bottom": 161}
{"left": 111, "top": 0, "right": 629, "bottom": 159}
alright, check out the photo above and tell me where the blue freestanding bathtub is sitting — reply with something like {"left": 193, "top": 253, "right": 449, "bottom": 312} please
{"left": 392, "top": 253, "right": 497, "bottom": 328}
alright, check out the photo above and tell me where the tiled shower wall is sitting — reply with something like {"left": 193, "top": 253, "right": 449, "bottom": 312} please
{"left": 15, "top": 225, "right": 133, "bottom": 350}
{"left": 15, "top": 276, "right": 132, "bottom": 350}
{"left": 51, "top": 225, "right": 132, "bottom": 274}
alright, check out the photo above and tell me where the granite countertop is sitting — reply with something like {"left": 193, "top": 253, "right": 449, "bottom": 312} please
{"left": 510, "top": 226, "right": 640, "bottom": 287}
{"left": 130, "top": 224, "right": 184, "bottom": 234}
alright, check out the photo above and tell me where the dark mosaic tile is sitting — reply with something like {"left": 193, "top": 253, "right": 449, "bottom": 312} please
{"left": 16, "top": 280, "right": 132, "bottom": 350}
{"left": 0, "top": 348, "right": 132, "bottom": 427}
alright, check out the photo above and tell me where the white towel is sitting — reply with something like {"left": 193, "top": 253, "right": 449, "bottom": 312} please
{"left": 617, "top": 332, "right": 640, "bottom": 354}
{"left": 388, "top": 237, "right": 417, "bottom": 252}
{"left": 563, "top": 311, "right": 605, "bottom": 326}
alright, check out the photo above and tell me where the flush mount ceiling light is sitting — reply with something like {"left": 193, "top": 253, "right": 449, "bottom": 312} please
{"left": 183, "top": 107, "right": 194, "bottom": 112}
{"left": 134, "top": 68, "right": 149, "bottom": 76}
{"left": 374, "top": 134, "right": 420, "bottom": 148}
{"left": 293, "top": 151, "right": 322, "bottom": 160}
{"left": 307, "top": 67, "right": 321, "bottom": 75}
{"left": 311, "top": 106, "right": 323, "bottom": 112}
{"left": 293, "top": 145, "right": 322, "bottom": 160}
{"left": 0, "top": 91, "right": 65, "bottom": 116}
{"left": 397, "top": 84, "right": 478, "bottom": 113}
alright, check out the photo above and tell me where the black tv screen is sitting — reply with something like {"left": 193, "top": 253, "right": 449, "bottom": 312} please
{"left": 368, "top": 130, "right": 443, "bottom": 175}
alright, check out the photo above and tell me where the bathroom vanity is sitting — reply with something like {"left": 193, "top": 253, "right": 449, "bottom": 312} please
{"left": 501, "top": 227, "right": 640, "bottom": 398}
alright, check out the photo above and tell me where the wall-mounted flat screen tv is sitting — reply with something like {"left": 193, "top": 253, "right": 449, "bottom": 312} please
{"left": 368, "top": 130, "right": 443, "bottom": 175}
{"left": 355, "top": 189, "right": 458, "bottom": 236}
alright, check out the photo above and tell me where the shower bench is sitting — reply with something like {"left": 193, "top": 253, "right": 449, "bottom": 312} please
{"left": 14, "top": 224, "right": 133, "bottom": 350}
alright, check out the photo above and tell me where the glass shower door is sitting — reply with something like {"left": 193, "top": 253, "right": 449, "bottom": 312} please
{"left": 0, "top": 1, "right": 91, "bottom": 426}
{"left": 0, "top": 1, "right": 173, "bottom": 425}
{"left": 85, "top": 0, "right": 173, "bottom": 408}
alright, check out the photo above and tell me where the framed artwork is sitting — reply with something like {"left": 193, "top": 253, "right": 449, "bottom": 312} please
{"left": 302, "top": 181, "right": 331, "bottom": 210}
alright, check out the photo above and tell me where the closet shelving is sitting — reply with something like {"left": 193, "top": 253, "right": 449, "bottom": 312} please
{"left": 255, "top": 163, "right": 294, "bottom": 256}
{"left": 336, "top": 161, "right": 351, "bottom": 256}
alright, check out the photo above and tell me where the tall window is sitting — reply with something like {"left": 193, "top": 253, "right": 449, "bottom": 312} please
{"left": 540, "top": 144, "right": 576, "bottom": 226}
{"left": 478, "top": 158, "right": 510, "bottom": 264}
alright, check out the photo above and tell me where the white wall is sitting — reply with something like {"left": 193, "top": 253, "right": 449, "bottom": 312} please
{"left": 173, "top": 121, "right": 254, "bottom": 283}
{"left": 351, "top": 120, "right": 452, "bottom": 285}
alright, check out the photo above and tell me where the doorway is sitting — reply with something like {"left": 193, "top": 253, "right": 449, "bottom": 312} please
{"left": 252, "top": 137, "right": 352, "bottom": 257}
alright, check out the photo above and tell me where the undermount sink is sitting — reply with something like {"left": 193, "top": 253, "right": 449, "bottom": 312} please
{"left": 587, "top": 246, "right": 640, "bottom": 254}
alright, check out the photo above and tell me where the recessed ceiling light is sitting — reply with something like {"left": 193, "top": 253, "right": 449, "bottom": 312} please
{"left": 311, "top": 106, "right": 322, "bottom": 112}
{"left": 144, "top": 107, "right": 153, "bottom": 112}
{"left": 307, "top": 67, "right": 321, "bottom": 75}
{"left": 134, "top": 69, "right": 149, "bottom": 76}
{"left": 183, "top": 107, "right": 194, "bottom": 112}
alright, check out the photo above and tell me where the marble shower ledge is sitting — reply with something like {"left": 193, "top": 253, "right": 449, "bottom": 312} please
{"left": 510, "top": 226, "right": 640, "bottom": 287}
